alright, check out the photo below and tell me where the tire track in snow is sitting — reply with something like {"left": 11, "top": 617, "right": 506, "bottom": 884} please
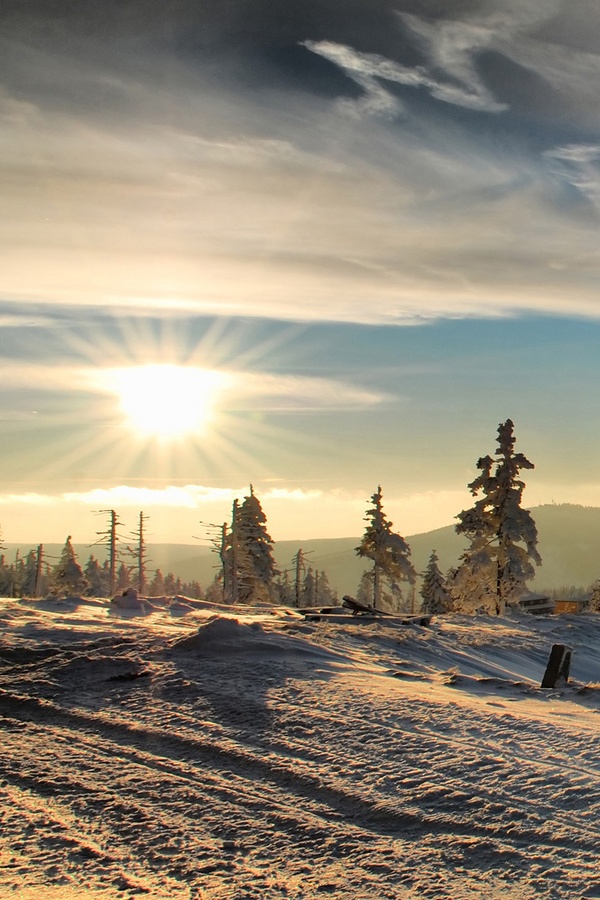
{"left": 0, "top": 713, "right": 409, "bottom": 899}
{"left": 1, "top": 684, "right": 598, "bottom": 862}
{"left": 261, "top": 675, "right": 600, "bottom": 851}
{"left": 0, "top": 688, "right": 437, "bottom": 836}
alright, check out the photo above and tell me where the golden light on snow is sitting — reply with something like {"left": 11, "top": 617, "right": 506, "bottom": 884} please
{"left": 107, "top": 365, "right": 227, "bottom": 440}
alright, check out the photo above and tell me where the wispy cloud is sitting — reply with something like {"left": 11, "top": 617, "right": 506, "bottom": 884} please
{"left": 305, "top": 27, "right": 507, "bottom": 118}
{"left": 2, "top": 0, "right": 600, "bottom": 328}
{"left": 544, "top": 143, "right": 600, "bottom": 208}
{"left": 303, "top": 41, "right": 407, "bottom": 118}
{"left": 0, "top": 362, "right": 391, "bottom": 412}
{"left": 228, "top": 372, "right": 390, "bottom": 411}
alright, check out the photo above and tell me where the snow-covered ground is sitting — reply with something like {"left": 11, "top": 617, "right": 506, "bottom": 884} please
{"left": 1, "top": 596, "right": 600, "bottom": 900}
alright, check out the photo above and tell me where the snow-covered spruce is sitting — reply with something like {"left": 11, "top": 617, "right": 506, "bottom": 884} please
{"left": 452, "top": 419, "right": 541, "bottom": 615}
{"left": 420, "top": 550, "right": 453, "bottom": 615}
{"left": 222, "top": 486, "right": 278, "bottom": 605}
{"left": 356, "top": 486, "right": 416, "bottom": 613}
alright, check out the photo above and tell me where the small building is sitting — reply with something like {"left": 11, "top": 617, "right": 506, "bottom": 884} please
{"left": 554, "top": 598, "right": 590, "bottom": 615}
{"left": 516, "top": 592, "right": 555, "bottom": 615}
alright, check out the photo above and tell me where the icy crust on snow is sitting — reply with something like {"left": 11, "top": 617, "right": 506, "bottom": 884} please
{"left": 3, "top": 599, "right": 600, "bottom": 899}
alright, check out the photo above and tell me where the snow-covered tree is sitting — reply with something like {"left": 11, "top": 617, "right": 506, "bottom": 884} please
{"left": 19, "top": 549, "right": 41, "bottom": 597}
{"left": 164, "top": 572, "right": 182, "bottom": 595}
{"left": 420, "top": 550, "right": 453, "bottom": 615}
{"left": 180, "top": 579, "right": 203, "bottom": 599}
{"left": 149, "top": 568, "right": 166, "bottom": 597}
{"left": 51, "top": 536, "right": 89, "bottom": 596}
{"left": 0, "top": 555, "right": 13, "bottom": 596}
{"left": 274, "top": 569, "right": 295, "bottom": 606}
{"left": 356, "top": 569, "right": 374, "bottom": 606}
{"left": 302, "top": 567, "right": 317, "bottom": 608}
{"left": 205, "top": 571, "right": 226, "bottom": 603}
{"left": 589, "top": 580, "right": 600, "bottom": 612}
{"left": 356, "top": 486, "right": 416, "bottom": 613}
{"left": 116, "top": 561, "right": 131, "bottom": 592}
{"left": 454, "top": 419, "right": 541, "bottom": 614}
{"left": 231, "top": 486, "right": 277, "bottom": 605}
{"left": 84, "top": 555, "right": 110, "bottom": 597}
{"left": 316, "top": 570, "right": 337, "bottom": 605}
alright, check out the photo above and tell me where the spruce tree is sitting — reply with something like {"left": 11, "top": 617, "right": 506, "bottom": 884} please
{"left": 302, "top": 567, "right": 316, "bottom": 608}
{"left": 0, "top": 555, "right": 12, "bottom": 596}
{"left": 420, "top": 550, "right": 453, "bottom": 615}
{"left": 356, "top": 569, "right": 375, "bottom": 606}
{"left": 84, "top": 555, "right": 109, "bottom": 597}
{"left": 52, "top": 536, "right": 89, "bottom": 596}
{"left": 589, "top": 580, "right": 600, "bottom": 612}
{"left": 116, "top": 561, "right": 131, "bottom": 592}
{"left": 234, "top": 486, "right": 277, "bottom": 605}
{"left": 164, "top": 572, "right": 177, "bottom": 594}
{"left": 274, "top": 569, "right": 295, "bottom": 607}
{"left": 316, "top": 570, "right": 337, "bottom": 605}
{"left": 454, "top": 419, "right": 541, "bottom": 614}
{"left": 21, "top": 552, "right": 42, "bottom": 597}
{"left": 356, "top": 486, "right": 416, "bottom": 613}
{"left": 149, "top": 568, "right": 166, "bottom": 597}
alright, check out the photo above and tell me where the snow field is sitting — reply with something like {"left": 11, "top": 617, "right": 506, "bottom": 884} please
{"left": 1, "top": 598, "right": 600, "bottom": 899}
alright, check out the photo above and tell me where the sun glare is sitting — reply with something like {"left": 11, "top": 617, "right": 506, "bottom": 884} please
{"left": 109, "top": 365, "right": 225, "bottom": 439}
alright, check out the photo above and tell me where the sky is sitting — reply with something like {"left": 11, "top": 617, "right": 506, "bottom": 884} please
{"left": 2, "top": 0, "right": 600, "bottom": 547}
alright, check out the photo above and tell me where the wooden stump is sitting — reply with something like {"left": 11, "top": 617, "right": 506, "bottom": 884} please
{"left": 541, "top": 644, "right": 572, "bottom": 688}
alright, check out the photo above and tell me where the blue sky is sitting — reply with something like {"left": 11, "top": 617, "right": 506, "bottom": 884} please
{"left": 2, "top": 1, "right": 600, "bottom": 544}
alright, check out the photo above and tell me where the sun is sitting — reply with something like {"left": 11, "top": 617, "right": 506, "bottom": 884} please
{"left": 109, "top": 364, "right": 226, "bottom": 439}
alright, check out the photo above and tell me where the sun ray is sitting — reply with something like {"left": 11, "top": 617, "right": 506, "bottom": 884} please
{"left": 4, "top": 310, "right": 355, "bottom": 503}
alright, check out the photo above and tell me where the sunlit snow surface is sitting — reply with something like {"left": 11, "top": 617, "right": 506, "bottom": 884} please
{"left": 2, "top": 597, "right": 600, "bottom": 899}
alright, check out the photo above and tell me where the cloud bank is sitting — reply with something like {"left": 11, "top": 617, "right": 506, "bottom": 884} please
{"left": 0, "top": 1, "right": 600, "bottom": 324}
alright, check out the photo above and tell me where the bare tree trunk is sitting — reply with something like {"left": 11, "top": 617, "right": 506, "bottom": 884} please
{"left": 231, "top": 500, "right": 239, "bottom": 605}
{"left": 138, "top": 511, "right": 147, "bottom": 595}
{"left": 294, "top": 549, "right": 305, "bottom": 608}
{"left": 220, "top": 523, "right": 229, "bottom": 603}
{"left": 34, "top": 544, "right": 43, "bottom": 598}
{"left": 373, "top": 563, "right": 381, "bottom": 609}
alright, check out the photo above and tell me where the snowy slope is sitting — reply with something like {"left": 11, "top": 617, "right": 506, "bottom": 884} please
{"left": 1, "top": 596, "right": 600, "bottom": 899}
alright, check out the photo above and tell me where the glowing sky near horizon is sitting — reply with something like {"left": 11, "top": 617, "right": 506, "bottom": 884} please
{"left": 2, "top": 0, "right": 600, "bottom": 545}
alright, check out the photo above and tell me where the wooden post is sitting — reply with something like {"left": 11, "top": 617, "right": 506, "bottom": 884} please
{"left": 541, "top": 644, "right": 572, "bottom": 688}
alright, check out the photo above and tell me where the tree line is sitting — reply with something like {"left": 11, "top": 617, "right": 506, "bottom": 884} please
{"left": 0, "top": 419, "right": 545, "bottom": 614}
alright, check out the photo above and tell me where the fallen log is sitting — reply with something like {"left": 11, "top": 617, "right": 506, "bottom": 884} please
{"left": 342, "top": 595, "right": 393, "bottom": 616}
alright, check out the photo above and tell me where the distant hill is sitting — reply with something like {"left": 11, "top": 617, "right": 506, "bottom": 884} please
{"left": 5, "top": 504, "right": 600, "bottom": 596}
